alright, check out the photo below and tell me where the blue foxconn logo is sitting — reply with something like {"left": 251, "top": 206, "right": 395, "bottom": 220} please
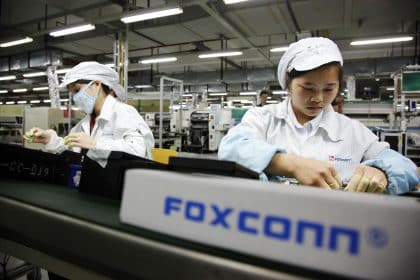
{"left": 163, "top": 196, "right": 374, "bottom": 256}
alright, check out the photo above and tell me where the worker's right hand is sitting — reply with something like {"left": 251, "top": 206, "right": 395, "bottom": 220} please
{"left": 268, "top": 153, "right": 341, "bottom": 189}
{"left": 23, "top": 127, "right": 51, "bottom": 144}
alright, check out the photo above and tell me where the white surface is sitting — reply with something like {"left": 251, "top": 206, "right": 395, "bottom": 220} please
{"left": 120, "top": 169, "right": 420, "bottom": 280}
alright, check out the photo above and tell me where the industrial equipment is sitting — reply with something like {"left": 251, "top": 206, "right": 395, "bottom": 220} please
{"left": 188, "top": 109, "right": 232, "bottom": 152}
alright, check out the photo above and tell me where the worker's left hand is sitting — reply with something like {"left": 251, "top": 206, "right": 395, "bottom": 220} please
{"left": 64, "top": 132, "right": 96, "bottom": 149}
{"left": 344, "top": 166, "right": 387, "bottom": 193}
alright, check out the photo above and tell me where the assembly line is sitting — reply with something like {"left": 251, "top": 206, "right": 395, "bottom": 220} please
{"left": 0, "top": 0, "right": 420, "bottom": 279}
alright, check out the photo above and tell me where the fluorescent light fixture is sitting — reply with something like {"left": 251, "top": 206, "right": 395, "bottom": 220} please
{"left": 0, "top": 75, "right": 16, "bottom": 81}
{"left": 272, "top": 90, "right": 288, "bottom": 95}
{"left": 13, "top": 88, "right": 28, "bottom": 93}
{"left": 50, "top": 23, "right": 95, "bottom": 37}
{"left": 209, "top": 93, "right": 228, "bottom": 96}
{"left": 386, "top": 87, "right": 394, "bottom": 91}
{"left": 30, "top": 100, "right": 41, "bottom": 104}
{"left": 23, "top": 72, "right": 46, "bottom": 78}
{"left": 56, "top": 68, "right": 71, "bottom": 74}
{"left": 140, "top": 57, "right": 177, "bottom": 64}
{"left": 43, "top": 99, "right": 51, "bottom": 103}
{"left": 6, "top": 101, "right": 15, "bottom": 105}
{"left": 350, "top": 36, "right": 413, "bottom": 46}
{"left": 0, "top": 37, "right": 33, "bottom": 48}
{"left": 17, "top": 100, "right": 27, "bottom": 104}
{"left": 270, "top": 46, "right": 289, "bottom": 53}
{"left": 60, "top": 98, "right": 69, "bottom": 102}
{"left": 223, "top": 0, "right": 250, "bottom": 4}
{"left": 198, "top": 51, "right": 242, "bottom": 59}
{"left": 182, "top": 94, "right": 193, "bottom": 97}
{"left": 33, "top": 87, "right": 49, "bottom": 91}
{"left": 135, "top": 85, "right": 153, "bottom": 88}
{"left": 0, "top": 90, "right": 7, "bottom": 93}
{"left": 239, "top": 91, "right": 257, "bottom": 96}
{"left": 121, "top": 6, "right": 183, "bottom": 23}
{"left": 0, "top": 102, "right": 2, "bottom": 104}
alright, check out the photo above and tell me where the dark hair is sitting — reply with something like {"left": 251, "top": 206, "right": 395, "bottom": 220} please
{"left": 286, "top": 62, "right": 343, "bottom": 92}
{"left": 74, "top": 79, "right": 113, "bottom": 95}
{"left": 260, "top": 90, "right": 270, "bottom": 97}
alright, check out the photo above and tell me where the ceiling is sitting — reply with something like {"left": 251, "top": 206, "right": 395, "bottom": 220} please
{"left": 0, "top": 0, "right": 419, "bottom": 101}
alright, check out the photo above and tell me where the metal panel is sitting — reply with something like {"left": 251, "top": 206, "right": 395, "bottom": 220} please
{"left": 10, "top": 53, "right": 28, "bottom": 70}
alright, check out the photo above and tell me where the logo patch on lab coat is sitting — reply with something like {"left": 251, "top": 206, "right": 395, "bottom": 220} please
{"left": 328, "top": 155, "right": 352, "bottom": 162}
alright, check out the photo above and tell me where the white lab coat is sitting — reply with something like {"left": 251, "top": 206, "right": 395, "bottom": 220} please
{"left": 45, "top": 95, "right": 154, "bottom": 166}
{"left": 219, "top": 98, "right": 419, "bottom": 194}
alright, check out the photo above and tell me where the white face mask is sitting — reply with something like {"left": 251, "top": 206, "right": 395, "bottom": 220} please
{"left": 72, "top": 81, "right": 99, "bottom": 115}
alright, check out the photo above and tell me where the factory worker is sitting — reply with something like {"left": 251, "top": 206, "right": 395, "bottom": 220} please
{"left": 219, "top": 37, "right": 419, "bottom": 195}
{"left": 24, "top": 61, "right": 154, "bottom": 166}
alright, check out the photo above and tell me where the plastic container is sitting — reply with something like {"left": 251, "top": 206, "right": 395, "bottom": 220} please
{"left": 151, "top": 148, "right": 178, "bottom": 165}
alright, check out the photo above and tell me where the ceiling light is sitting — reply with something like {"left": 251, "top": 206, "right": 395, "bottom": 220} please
{"left": 272, "top": 90, "right": 288, "bottom": 95}
{"left": 121, "top": 6, "right": 183, "bottom": 23}
{"left": 50, "top": 24, "right": 95, "bottom": 37}
{"left": 140, "top": 57, "right": 177, "bottom": 64}
{"left": 198, "top": 51, "right": 243, "bottom": 59}
{"left": 56, "top": 68, "right": 71, "bottom": 74}
{"left": 17, "top": 100, "right": 27, "bottom": 104}
{"left": 0, "top": 37, "right": 33, "bottom": 48}
{"left": 33, "top": 87, "right": 49, "bottom": 91}
{"left": 0, "top": 75, "right": 17, "bottom": 81}
{"left": 13, "top": 88, "right": 28, "bottom": 93}
{"left": 30, "top": 100, "right": 41, "bottom": 104}
{"left": 270, "top": 46, "right": 289, "bottom": 53}
{"left": 209, "top": 93, "right": 228, "bottom": 96}
{"left": 23, "top": 72, "right": 46, "bottom": 78}
{"left": 0, "top": 90, "right": 8, "bottom": 93}
{"left": 135, "top": 85, "right": 153, "bottom": 88}
{"left": 386, "top": 87, "right": 394, "bottom": 91}
{"left": 350, "top": 36, "right": 413, "bottom": 46}
{"left": 239, "top": 91, "right": 257, "bottom": 96}
{"left": 43, "top": 99, "right": 51, "bottom": 103}
{"left": 223, "top": 0, "right": 250, "bottom": 4}
{"left": 6, "top": 101, "right": 15, "bottom": 105}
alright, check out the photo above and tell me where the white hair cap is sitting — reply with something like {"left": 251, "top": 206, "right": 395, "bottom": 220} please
{"left": 59, "top": 61, "right": 126, "bottom": 102}
{"left": 277, "top": 37, "right": 343, "bottom": 89}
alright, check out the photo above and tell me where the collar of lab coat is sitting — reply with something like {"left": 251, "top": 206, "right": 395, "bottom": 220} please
{"left": 96, "top": 94, "right": 117, "bottom": 122}
{"left": 79, "top": 95, "right": 116, "bottom": 135}
{"left": 271, "top": 98, "right": 344, "bottom": 142}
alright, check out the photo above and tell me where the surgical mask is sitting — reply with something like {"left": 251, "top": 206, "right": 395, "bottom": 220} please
{"left": 72, "top": 81, "right": 99, "bottom": 115}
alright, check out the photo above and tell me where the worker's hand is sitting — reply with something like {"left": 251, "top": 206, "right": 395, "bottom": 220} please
{"left": 344, "top": 166, "right": 387, "bottom": 193}
{"left": 23, "top": 127, "right": 51, "bottom": 144}
{"left": 64, "top": 132, "right": 96, "bottom": 149}
{"left": 290, "top": 156, "right": 342, "bottom": 189}
{"left": 268, "top": 153, "right": 341, "bottom": 189}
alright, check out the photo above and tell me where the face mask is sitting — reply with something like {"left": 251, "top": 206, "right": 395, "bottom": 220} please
{"left": 72, "top": 81, "right": 99, "bottom": 115}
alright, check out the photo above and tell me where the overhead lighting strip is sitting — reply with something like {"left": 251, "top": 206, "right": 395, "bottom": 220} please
{"left": 50, "top": 24, "right": 95, "bottom": 37}
{"left": 0, "top": 37, "right": 33, "bottom": 48}
{"left": 198, "top": 51, "right": 243, "bottom": 59}
{"left": 121, "top": 6, "right": 183, "bottom": 23}
{"left": 350, "top": 36, "right": 413, "bottom": 46}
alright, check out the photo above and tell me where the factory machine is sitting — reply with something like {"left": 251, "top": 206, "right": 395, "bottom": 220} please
{"left": 188, "top": 109, "right": 232, "bottom": 152}
{"left": 144, "top": 112, "right": 172, "bottom": 147}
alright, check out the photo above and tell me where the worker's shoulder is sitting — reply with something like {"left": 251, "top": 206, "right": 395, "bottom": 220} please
{"left": 334, "top": 111, "right": 369, "bottom": 131}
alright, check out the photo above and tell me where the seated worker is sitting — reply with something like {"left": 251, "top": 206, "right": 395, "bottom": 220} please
{"left": 24, "top": 61, "right": 154, "bottom": 165}
{"left": 219, "top": 37, "right": 419, "bottom": 195}
{"left": 332, "top": 94, "right": 344, "bottom": 113}
{"left": 257, "top": 90, "right": 270, "bottom": 106}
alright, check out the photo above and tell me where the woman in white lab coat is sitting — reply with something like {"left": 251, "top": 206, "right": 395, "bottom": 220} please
{"left": 219, "top": 37, "right": 419, "bottom": 195}
{"left": 24, "top": 61, "right": 154, "bottom": 164}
